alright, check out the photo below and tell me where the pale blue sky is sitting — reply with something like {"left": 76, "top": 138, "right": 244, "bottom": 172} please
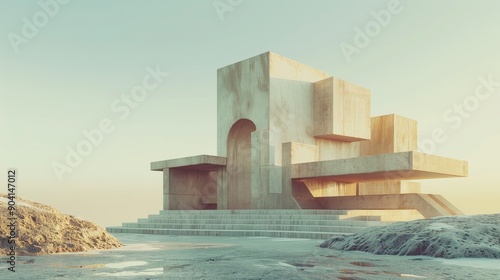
{"left": 1, "top": 0, "right": 499, "bottom": 226}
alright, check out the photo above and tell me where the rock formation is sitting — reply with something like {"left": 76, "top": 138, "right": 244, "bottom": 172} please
{"left": 320, "top": 214, "right": 500, "bottom": 259}
{"left": 0, "top": 194, "right": 121, "bottom": 256}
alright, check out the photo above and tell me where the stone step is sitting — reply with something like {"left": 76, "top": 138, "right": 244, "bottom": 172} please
{"left": 340, "top": 215, "right": 382, "bottom": 221}
{"left": 106, "top": 227, "right": 349, "bottom": 240}
{"left": 340, "top": 209, "right": 424, "bottom": 222}
{"left": 148, "top": 213, "right": 345, "bottom": 220}
{"left": 138, "top": 218, "right": 383, "bottom": 227}
{"left": 158, "top": 209, "right": 349, "bottom": 215}
{"left": 106, "top": 209, "right": 392, "bottom": 240}
{"left": 121, "top": 222, "right": 367, "bottom": 233}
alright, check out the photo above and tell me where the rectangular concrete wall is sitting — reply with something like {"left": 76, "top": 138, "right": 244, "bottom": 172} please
{"left": 167, "top": 169, "right": 217, "bottom": 210}
{"left": 358, "top": 181, "right": 421, "bottom": 195}
{"left": 217, "top": 52, "right": 271, "bottom": 157}
{"left": 269, "top": 52, "right": 330, "bottom": 82}
{"left": 316, "top": 138, "right": 361, "bottom": 161}
{"left": 269, "top": 78, "right": 316, "bottom": 166}
{"left": 302, "top": 179, "right": 357, "bottom": 197}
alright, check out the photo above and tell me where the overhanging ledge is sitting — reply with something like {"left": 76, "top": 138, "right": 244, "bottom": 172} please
{"left": 151, "top": 155, "right": 227, "bottom": 171}
{"left": 290, "top": 151, "right": 468, "bottom": 182}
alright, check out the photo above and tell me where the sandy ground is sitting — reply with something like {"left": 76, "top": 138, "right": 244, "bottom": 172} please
{"left": 1, "top": 233, "right": 499, "bottom": 279}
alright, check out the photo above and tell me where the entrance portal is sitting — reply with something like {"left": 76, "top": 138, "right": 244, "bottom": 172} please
{"left": 226, "top": 119, "right": 256, "bottom": 209}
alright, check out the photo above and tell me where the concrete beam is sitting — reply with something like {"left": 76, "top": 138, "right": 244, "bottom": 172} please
{"left": 317, "top": 193, "right": 462, "bottom": 218}
{"left": 291, "top": 151, "right": 467, "bottom": 182}
{"left": 151, "top": 155, "right": 226, "bottom": 171}
{"left": 357, "top": 181, "right": 421, "bottom": 195}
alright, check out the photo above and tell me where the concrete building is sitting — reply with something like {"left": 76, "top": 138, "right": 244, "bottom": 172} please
{"left": 151, "top": 52, "right": 468, "bottom": 219}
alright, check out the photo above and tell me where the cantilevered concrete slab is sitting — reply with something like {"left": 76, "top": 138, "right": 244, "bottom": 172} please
{"left": 151, "top": 155, "right": 226, "bottom": 171}
{"left": 316, "top": 194, "right": 465, "bottom": 218}
{"left": 151, "top": 155, "right": 226, "bottom": 210}
{"left": 290, "top": 151, "right": 467, "bottom": 182}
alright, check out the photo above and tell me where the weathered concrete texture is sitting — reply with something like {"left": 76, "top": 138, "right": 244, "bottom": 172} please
{"left": 317, "top": 193, "right": 464, "bottom": 218}
{"left": 313, "top": 77, "right": 371, "bottom": 142}
{"left": 217, "top": 52, "right": 271, "bottom": 158}
{"left": 303, "top": 179, "right": 357, "bottom": 197}
{"left": 148, "top": 51, "right": 468, "bottom": 220}
{"left": 226, "top": 119, "right": 256, "bottom": 209}
{"left": 151, "top": 155, "right": 226, "bottom": 171}
{"left": 167, "top": 169, "right": 218, "bottom": 210}
{"left": 360, "top": 114, "right": 417, "bottom": 156}
{"left": 269, "top": 52, "right": 330, "bottom": 82}
{"left": 358, "top": 181, "right": 421, "bottom": 196}
{"left": 152, "top": 155, "right": 225, "bottom": 210}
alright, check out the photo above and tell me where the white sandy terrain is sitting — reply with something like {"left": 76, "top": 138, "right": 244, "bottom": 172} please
{"left": 320, "top": 214, "right": 500, "bottom": 258}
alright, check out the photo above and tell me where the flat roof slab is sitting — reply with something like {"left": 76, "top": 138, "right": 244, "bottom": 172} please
{"left": 151, "top": 155, "right": 227, "bottom": 171}
{"left": 290, "top": 151, "right": 467, "bottom": 182}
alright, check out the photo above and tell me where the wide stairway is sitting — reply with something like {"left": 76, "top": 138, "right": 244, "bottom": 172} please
{"left": 106, "top": 209, "right": 416, "bottom": 239}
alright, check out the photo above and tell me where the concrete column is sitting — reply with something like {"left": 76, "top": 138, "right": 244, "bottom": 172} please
{"left": 163, "top": 169, "right": 170, "bottom": 210}
{"left": 217, "top": 167, "right": 228, "bottom": 209}
{"left": 281, "top": 142, "right": 295, "bottom": 209}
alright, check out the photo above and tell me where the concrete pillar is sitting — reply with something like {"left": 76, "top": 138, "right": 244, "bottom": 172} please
{"left": 217, "top": 167, "right": 228, "bottom": 209}
{"left": 163, "top": 169, "right": 170, "bottom": 210}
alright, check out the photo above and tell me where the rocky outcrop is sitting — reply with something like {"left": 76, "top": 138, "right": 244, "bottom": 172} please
{"left": 320, "top": 214, "right": 500, "bottom": 259}
{"left": 0, "top": 194, "right": 122, "bottom": 256}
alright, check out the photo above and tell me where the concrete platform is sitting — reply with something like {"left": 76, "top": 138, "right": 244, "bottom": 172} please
{"left": 151, "top": 155, "right": 226, "bottom": 171}
{"left": 291, "top": 151, "right": 468, "bottom": 182}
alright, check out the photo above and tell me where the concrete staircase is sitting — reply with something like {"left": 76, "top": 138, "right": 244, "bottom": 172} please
{"left": 107, "top": 209, "right": 394, "bottom": 239}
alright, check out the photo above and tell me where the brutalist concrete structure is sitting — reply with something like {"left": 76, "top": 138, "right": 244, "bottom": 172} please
{"left": 151, "top": 52, "right": 468, "bottom": 218}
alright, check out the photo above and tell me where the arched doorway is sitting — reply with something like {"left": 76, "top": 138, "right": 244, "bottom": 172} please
{"left": 226, "top": 119, "right": 256, "bottom": 209}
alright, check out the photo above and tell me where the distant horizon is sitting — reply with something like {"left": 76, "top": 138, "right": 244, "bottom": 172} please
{"left": 2, "top": 0, "right": 500, "bottom": 227}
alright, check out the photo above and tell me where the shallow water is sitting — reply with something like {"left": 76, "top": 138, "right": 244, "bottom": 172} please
{"left": 1, "top": 233, "right": 499, "bottom": 279}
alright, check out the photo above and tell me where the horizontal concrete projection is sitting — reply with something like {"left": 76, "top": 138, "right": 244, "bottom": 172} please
{"left": 317, "top": 194, "right": 465, "bottom": 218}
{"left": 291, "top": 151, "right": 468, "bottom": 182}
{"left": 151, "top": 155, "right": 226, "bottom": 171}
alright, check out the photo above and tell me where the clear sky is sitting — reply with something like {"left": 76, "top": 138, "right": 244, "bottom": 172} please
{"left": 1, "top": 0, "right": 499, "bottom": 226}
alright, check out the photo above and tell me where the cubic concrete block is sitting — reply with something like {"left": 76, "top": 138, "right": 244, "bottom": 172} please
{"left": 313, "top": 77, "right": 371, "bottom": 142}
{"left": 269, "top": 52, "right": 330, "bottom": 82}
{"left": 360, "top": 114, "right": 417, "bottom": 156}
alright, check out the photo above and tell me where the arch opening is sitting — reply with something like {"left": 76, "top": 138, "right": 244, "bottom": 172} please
{"left": 226, "top": 119, "right": 256, "bottom": 209}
